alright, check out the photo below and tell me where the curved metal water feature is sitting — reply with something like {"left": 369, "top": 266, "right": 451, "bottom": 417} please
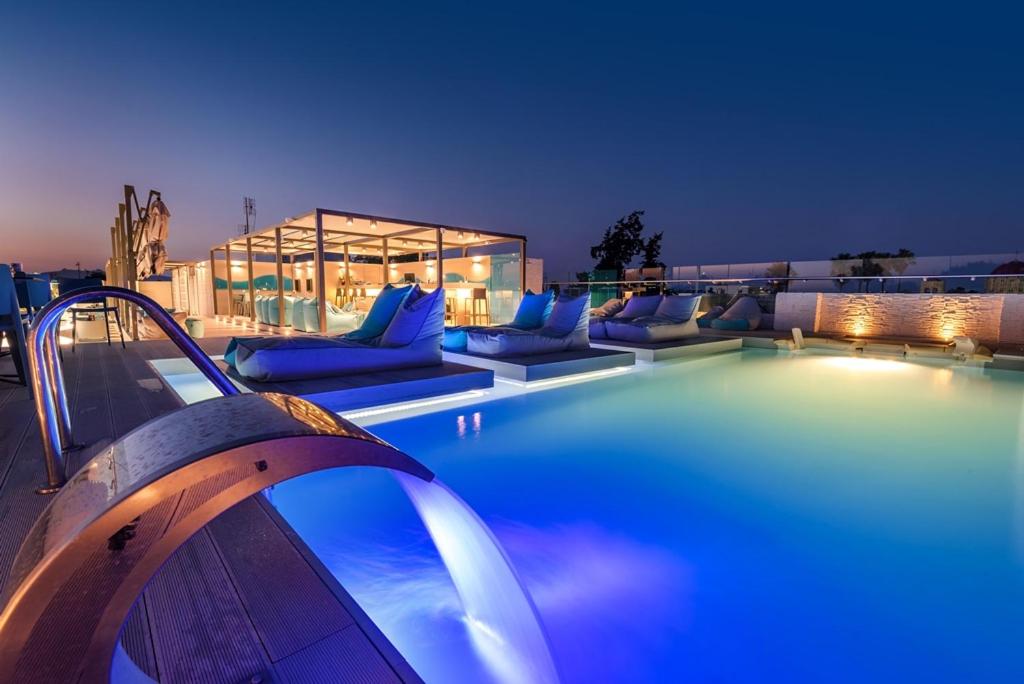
{"left": 0, "top": 392, "right": 434, "bottom": 682}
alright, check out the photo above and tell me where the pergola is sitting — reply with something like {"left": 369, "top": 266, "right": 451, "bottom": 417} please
{"left": 209, "top": 209, "right": 528, "bottom": 333}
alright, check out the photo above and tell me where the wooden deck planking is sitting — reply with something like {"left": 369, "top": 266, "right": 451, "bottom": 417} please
{"left": 0, "top": 340, "right": 421, "bottom": 683}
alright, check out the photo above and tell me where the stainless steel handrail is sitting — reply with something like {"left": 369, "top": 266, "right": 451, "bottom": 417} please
{"left": 28, "top": 286, "right": 239, "bottom": 494}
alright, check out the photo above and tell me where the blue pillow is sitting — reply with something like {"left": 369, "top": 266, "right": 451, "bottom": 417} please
{"left": 345, "top": 284, "right": 412, "bottom": 340}
{"left": 380, "top": 286, "right": 445, "bottom": 347}
{"left": 542, "top": 292, "right": 591, "bottom": 337}
{"left": 711, "top": 317, "right": 751, "bottom": 331}
{"left": 654, "top": 295, "right": 701, "bottom": 321}
{"left": 511, "top": 289, "right": 555, "bottom": 329}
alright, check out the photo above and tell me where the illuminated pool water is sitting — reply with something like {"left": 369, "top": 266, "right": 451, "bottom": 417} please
{"left": 268, "top": 350, "right": 1023, "bottom": 682}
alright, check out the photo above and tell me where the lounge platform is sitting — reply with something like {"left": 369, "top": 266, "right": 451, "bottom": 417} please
{"left": 225, "top": 360, "right": 494, "bottom": 411}
{"left": 442, "top": 346, "right": 635, "bottom": 382}
{"left": 0, "top": 338, "right": 421, "bottom": 683}
{"left": 591, "top": 335, "right": 743, "bottom": 362}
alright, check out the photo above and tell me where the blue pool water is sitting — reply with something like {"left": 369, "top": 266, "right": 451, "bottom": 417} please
{"left": 269, "top": 350, "right": 1024, "bottom": 683}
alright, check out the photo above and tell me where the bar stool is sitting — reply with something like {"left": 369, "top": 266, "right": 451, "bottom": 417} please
{"left": 468, "top": 288, "right": 489, "bottom": 325}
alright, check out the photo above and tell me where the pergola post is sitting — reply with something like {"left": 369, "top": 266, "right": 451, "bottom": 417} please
{"left": 117, "top": 205, "right": 133, "bottom": 337}
{"left": 108, "top": 226, "right": 118, "bottom": 288}
{"left": 519, "top": 238, "right": 528, "bottom": 298}
{"left": 315, "top": 209, "right": 327, "bottom": 333}
{"left": 435, "top": 228, "right": 444, "bottom": 287}
{"left": 343, "top": 244, "right": 350, "bottom": 304}
{"left": 245, "top": 237, "right": 256, "bottom": 323}
{"left": 225, "top": 242, "right": 233, "bottom": 318}
{"left": 275, "top": 227, "right": 285, "bottom": 326}
{"left": 209, "top": 249, "right": 219, "bottom": 316}
{"left": 123, "top": 187, "right": 139, "bottom": 340}
{"left": 382, "top": 237, "right": 389, "bottom": 285}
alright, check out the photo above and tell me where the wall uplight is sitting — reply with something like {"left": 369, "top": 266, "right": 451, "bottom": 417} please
{"left": 370, "top": 220, "right": 378, "bottom": 230}
{"left": 346, "top": 216, "right": 354, "bottom": 226}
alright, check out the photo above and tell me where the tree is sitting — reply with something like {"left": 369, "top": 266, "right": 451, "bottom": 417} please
{"left": 640, "top": 231, "right": 665, "bottom": 269}
{"left": 590, "top": 211, "right": 647, "bottom": 278}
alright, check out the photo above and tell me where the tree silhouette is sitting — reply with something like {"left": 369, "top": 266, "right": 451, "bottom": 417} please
{"left": 591, "top": 211, "right": 646, "bottom": 278}
{"left": 640, "top": 231, "right": 665, "bottom": 269}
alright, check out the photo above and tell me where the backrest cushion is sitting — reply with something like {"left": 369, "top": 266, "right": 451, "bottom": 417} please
{"left": 592, "top": 298, "right": 624, "bottom": 317}
{"left": 380, "top": 286, "right": 446, "bottom": 347}
{"left": 719, "top": 295, "right": 763, "bottom": 328}
{"left": 542, "top": 292, "right": 592, "bottom": 337}
{"left": 345, "top": 283, "right": 412, "bottom": 340}
{"left": 302, "top": 298, "right": 320, "bottom": 331}
{"left": 614, "top": 294, "right": 662, "bottom": 319}
{"left": 654, "top": 295, "right": 701, "bottom": 321}
{"left": 511, "top": 289, "right": 555, "bottom": 329}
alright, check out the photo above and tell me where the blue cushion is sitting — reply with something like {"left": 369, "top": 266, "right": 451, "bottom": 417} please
{"left": 711, "top": 317, "right": 752, "bottom": 331}
{"left": 510, "top": 289, "right": 555, "bottom": 329}
{"left": 443, "top": 327, "right": 470, "bottom": 351}
{"left": 654, "top": 295, "right": 700, "bottom": 321}
{"left": 345, "top": 284, "right": 412, "bottom": 341}
{"left": 614, "top": 294, "right": 662, "bottom": 319}
{"left": 542, "top": 292, "right": 591, "bottom": 337}
{"left": 380, "top": 286, "right": 445, "bottom": 347}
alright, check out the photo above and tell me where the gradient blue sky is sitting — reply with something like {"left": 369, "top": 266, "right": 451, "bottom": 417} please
{"left": 2, "top": 2, "right": 1021, "bottom": 277}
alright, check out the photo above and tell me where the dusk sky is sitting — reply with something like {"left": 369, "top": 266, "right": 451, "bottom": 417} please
{"left": 2, "top": 3, "right": 1021, "bottom": 278}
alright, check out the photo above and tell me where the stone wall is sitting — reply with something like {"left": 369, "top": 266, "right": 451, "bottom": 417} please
{"left": 774, "top": 292, "right": 1024, "bottom": 344}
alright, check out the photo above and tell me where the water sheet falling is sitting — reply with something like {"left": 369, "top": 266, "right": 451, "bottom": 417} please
{"left": 394, "top": 472, "right": 560, "bottom": 684}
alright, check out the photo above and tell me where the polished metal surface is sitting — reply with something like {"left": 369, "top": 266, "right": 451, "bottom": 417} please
{"left": 28, "top": 286, "right": 240, "bottom": 493}
{"left": 0, "top": 392, "right": 434, "bottom": 683}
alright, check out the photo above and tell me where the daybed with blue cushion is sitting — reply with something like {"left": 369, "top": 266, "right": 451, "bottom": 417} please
{"left": 709, "top": 296, "right": 763, "bottom": 331}
{"left": 443, "top": 289, "right": 555, "bottom": 352}
{"left": 602, "top": 294, "right": 702, "bottom": 343}
{"left": 226, "top": 284, "right": 445, "bottom": 382}
{"left": 589, "top": 294, "right": 662, "bottom": 339}
{"left": 465, "top": 292, "right": 591, "bottom": 357}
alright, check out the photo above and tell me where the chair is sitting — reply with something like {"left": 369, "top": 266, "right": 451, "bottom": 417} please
{"left": 59, "top": 277, "right": 126, "bottom": 352}
{"left": 0, "top": 265, "right": 30, "bottom": 386}
{"left": 14, "top": 275, "right": 52, "bottom": 322}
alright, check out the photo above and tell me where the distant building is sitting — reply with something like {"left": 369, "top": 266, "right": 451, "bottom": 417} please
{"left": 987, "top": 260, "right": 1024, "bottom": 294}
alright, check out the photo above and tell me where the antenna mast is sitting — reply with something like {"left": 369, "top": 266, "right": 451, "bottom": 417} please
{"left": 241, "top": 196, "right": 255, "bottom": 235}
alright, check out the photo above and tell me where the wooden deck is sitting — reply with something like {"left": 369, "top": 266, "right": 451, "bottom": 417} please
{"left": 0, "top": 338, "right": 422, "bottom": 683}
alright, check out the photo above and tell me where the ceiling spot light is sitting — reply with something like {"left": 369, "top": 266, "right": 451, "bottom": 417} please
{"left": 370, "top": 220, "right": 378, "bottom": 230}
{"left": 458, "top": 231, "right": 465, "bottom": 239}
{"left": 346, "top": 217, "right": 353, "bottom": 226}
{"left": 473, "top": 232, "right": 480, "bottom": 240}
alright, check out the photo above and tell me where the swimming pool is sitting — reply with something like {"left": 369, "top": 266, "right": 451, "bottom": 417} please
{"left": 266, "top": 350, "right": 1024, "bottom": 683}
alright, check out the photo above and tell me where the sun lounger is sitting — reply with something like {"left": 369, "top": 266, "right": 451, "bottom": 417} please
{"left": 709, "top": 296, "right": 763, "bottom": 331}
{"left": 602, "top": 295, "right": 701, "bottom": 342}
{"left": 465, "top": 292, "right": 590, "bottom": 357}
{"left": 443, "top": 289, "right": 555, "bottom": 351}
{"left": 590, "top": 294, "right": 661, "bottom": 339}
{"left": 227, "top": 284, "right": 437, "bottom": 382}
